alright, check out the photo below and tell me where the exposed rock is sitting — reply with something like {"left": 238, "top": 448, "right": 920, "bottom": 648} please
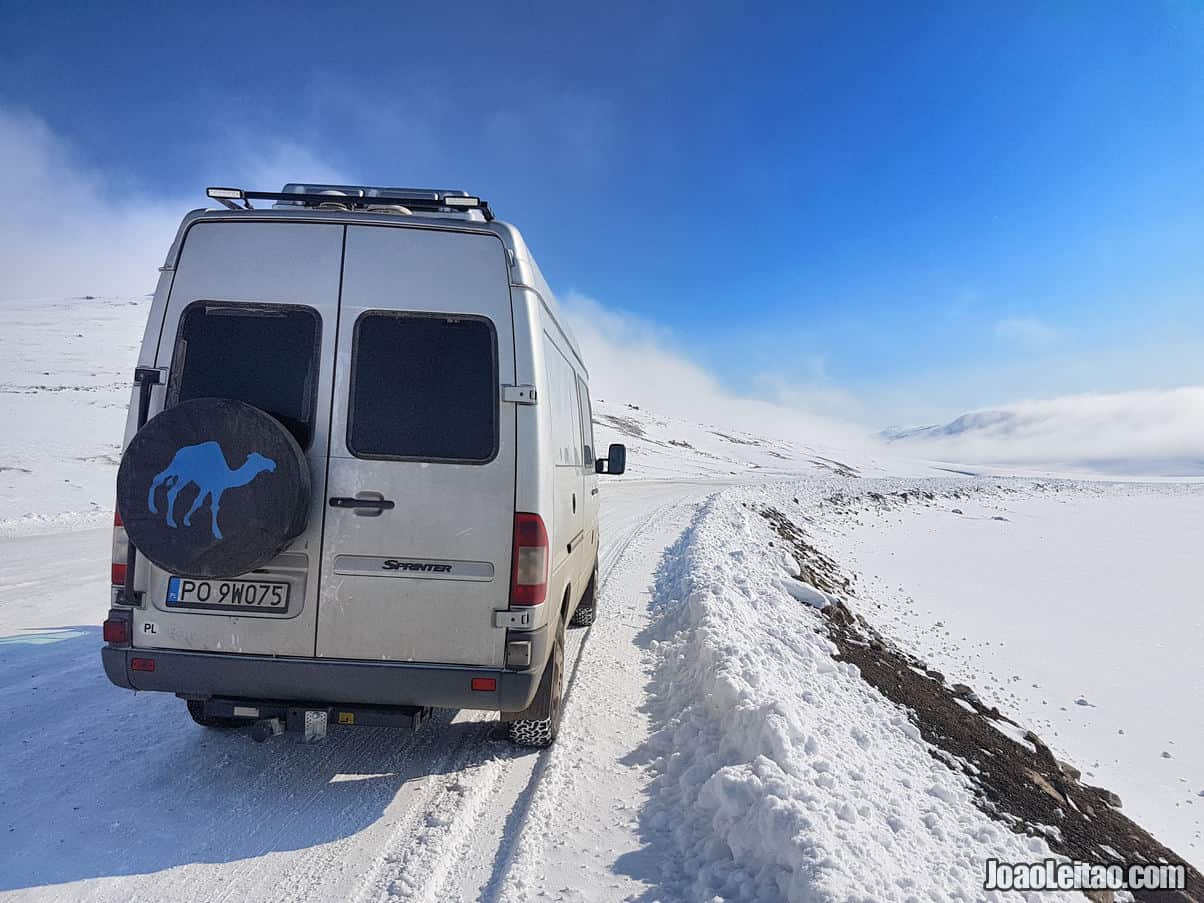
{"left": 1057, "top": 759, "right": 1082, "bottom": 782}
{"left": 1025, "top": 768, "right": 1066, "bottom": 804}
{"left": 951, "top": 683, "right": 983, "bottom": 707}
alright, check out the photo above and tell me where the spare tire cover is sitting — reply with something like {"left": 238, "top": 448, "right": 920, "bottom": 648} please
{"left": 116, "top": 398, "right": 310, "bottom": 579}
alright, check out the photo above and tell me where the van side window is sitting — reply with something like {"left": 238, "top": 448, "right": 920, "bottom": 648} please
{"left": 348, "top": 312, "right": 498, "bottom": 463}
{"left": 544, "top": 334, "right": 581, "bottom": 467}
{"left": 576, "top": 377, "right": 595, "bottom": 470}
{"left": 170, "top": 302, "right": 321, "bottom": 448}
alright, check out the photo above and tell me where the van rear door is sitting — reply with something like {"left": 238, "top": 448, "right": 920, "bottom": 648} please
{"left": 315, "top": 225, "right": 516, "bottom": 667}
{"left": 131, "top": 221, "right": 343, "bottom": 657}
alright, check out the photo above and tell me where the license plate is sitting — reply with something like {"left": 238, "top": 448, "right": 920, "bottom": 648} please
{"left": 166, "top": 577, "right": 290, "bottom": 612}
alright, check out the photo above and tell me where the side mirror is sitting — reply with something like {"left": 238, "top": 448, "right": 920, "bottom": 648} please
{"left": 595, "top": 443, "right": 626, "bottom": 475}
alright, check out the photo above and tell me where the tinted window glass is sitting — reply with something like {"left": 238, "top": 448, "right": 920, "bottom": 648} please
{"left": 543, "top": 334, "right": 581, "bottom": 466}
{"left": 349, "top": 313, "right": 497, "bottom": 462}
{"left": 172, "top": 302, "right": 321, "bottom": 448}
{"left": 576, "top": 377, "right": 595, "bottom": 469}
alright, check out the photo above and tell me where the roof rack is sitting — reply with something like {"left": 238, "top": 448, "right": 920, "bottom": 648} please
{"left": 205, "top": 185, "right": 494, "bottom": 221}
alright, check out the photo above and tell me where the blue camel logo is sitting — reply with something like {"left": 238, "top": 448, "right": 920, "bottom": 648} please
{"left": 147, "top": 441, "right": 277, "bottom": 540}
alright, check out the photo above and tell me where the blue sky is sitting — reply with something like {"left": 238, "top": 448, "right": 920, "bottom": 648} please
{"left": 2, "top": 1, "right": 1203, "bottom": 426}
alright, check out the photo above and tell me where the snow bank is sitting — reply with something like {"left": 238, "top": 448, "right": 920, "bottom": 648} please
{"left": 640, "top": 490, "right": 1079, "bottom": 902}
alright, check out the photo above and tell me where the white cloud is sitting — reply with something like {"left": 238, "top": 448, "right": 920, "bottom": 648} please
{"left": 226, "top": 140, "right": 349, "bottom": 192}
{"left": 0, "top": 106, "right": 349, "bottom": 302}
{"left": 0, "top": 106, "right": 188, "bottom": 300}
{"left": 888, "top": 386, "right": 1204, "bottom": 474}
{"left": 994, "top": 316, "right": 1057, "bottom": 350}
{"left": 561, "top": 292, "right": 874, "bottom": 451}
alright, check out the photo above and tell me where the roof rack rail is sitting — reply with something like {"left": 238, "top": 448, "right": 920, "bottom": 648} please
{"left": 205, "top": 186, "right": 494, "bottom": 221}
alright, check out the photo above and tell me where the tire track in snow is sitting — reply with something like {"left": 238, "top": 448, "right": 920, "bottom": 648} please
{"left": 345, "top": 717, "right": 504, "bottom": 902}
{"left": 352, "top": 493, "right": 695, "bottom": 903}
{"left": 193, "top": 717, "right": 434, "bottom": 903}
{"left": 477, "top": 497, "right": 699, "bottom": 903}
{"left": 233, "top": 709, "right": 475, "bottom": 903}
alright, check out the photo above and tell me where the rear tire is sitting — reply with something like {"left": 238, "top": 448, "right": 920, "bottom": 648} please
{"left": 186, "top": 699, "right": 243, "bottom": 729}
{"left": 507, "top": 619, "right": 565, "bottom": 748}
{"left": 569, "top": 565, "right": 598, "bottom": 628}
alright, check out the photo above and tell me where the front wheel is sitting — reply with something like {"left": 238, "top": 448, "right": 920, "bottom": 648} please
{"left": 507, "top": 620, "right": 565, "bottom": 748}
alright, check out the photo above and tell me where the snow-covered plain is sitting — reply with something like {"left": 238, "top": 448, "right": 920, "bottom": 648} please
{"left": 0, "top": 295, "right": 148, "bottom": 534}
{"left": 820, "top": 483, "right": 1204, "bottom": 869}
{"left": 1, "top": 294, "right": 1201, "bottom": 900}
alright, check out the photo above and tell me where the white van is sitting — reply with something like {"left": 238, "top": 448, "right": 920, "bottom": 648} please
{"left": 101, "top": 184, "right": 626, "bottom": 747}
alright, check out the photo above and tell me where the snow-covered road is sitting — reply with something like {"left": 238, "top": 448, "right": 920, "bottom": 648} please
{"left": 0, "top": 479, "right": 714, "bottom": 903}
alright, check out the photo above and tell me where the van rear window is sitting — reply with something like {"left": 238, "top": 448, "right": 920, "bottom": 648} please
{"left": 348, "top": 313, "right": 498, "bottom": 462}
{"left": 170, "top": 302, "right": 321, "bottom": 449}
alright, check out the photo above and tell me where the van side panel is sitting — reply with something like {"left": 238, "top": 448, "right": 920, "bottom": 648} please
{"left": 131, "top": 221, "right": 345, "bottom": 657}
{"left": 575, "top": 378, "right": 600, "bottom": 585}
{"left": 508, "top": 286, "right": 556, "bottom": 631}
{"left": 500, "top": 226, "right": 593, "bottom": 617}
{"left": 542, "top": 333, "right": 585, "bottom": 598}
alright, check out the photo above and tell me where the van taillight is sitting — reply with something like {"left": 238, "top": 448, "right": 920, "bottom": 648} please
{"left": 510, "top": 513, "right": 548, "bottom": 606}
{"left": 111, "top": 511, "right": 128, "bottom": 586}
{"left": 103, "top": 618, "right": 130, "bottom": 645}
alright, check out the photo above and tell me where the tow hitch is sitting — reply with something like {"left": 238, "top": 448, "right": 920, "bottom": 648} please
{"left": 190, "top": 698, "right": 432, "bottom": 742}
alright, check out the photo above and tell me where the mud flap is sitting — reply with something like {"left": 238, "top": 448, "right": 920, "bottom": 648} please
{"left": 501, "top": 623, "right": 563, "bottom": 723}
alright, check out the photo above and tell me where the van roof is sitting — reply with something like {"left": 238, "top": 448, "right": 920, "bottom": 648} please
{"left": 167, "top": 187, "right": 585, "bottom": 372}
{"left": 207, "top": 184, "right": 494, "bottom": 221}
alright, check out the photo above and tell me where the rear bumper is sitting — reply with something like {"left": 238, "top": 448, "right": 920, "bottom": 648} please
{"left": 101, "top": 643, "right": 543, "bottom": 713}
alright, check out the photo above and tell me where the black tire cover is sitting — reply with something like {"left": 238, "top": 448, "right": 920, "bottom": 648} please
{"left": 116, "top": 398, "right": 310, "bottom": 579}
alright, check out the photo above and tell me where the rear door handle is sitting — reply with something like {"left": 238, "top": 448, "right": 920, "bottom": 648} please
{"left": 329, "top": 497, "right": 395, "bottom": 511}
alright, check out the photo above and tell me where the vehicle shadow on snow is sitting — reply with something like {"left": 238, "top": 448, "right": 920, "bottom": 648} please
{"left": 0, "top": 625, "right": 513, "bottom": 893}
